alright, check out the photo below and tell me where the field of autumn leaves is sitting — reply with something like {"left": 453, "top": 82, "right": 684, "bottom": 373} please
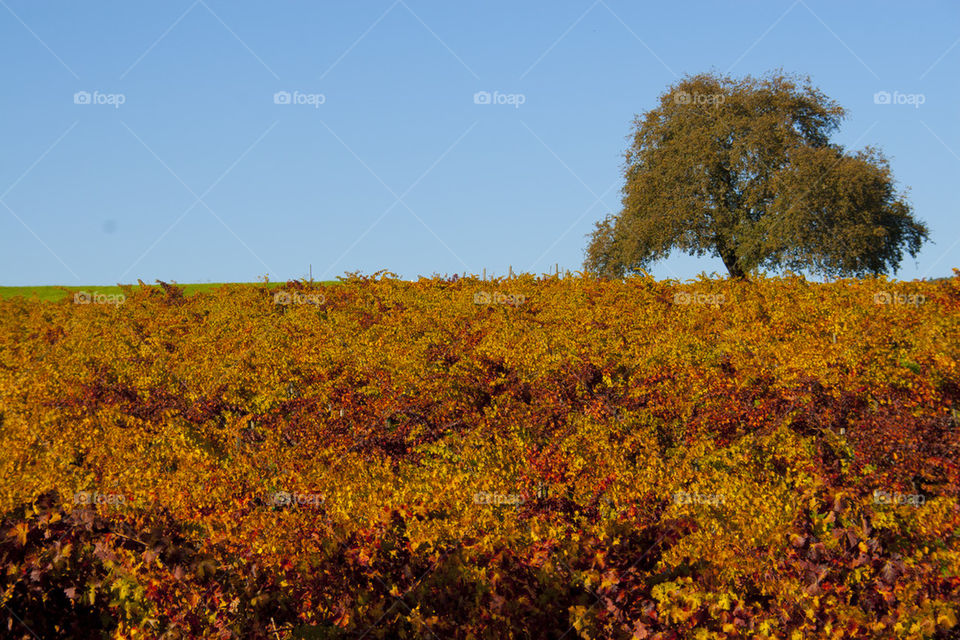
{"left": 1, "top": 270, "right": 959, "bottom": 639}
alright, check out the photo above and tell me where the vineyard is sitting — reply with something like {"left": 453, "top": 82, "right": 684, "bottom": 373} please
{"left": 1, "top": 271, "right": 959, "bottom": 639}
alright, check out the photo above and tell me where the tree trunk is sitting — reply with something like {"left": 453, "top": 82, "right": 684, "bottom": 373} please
{"left": 717, "top": 242, "right": 748, "bottom": 280}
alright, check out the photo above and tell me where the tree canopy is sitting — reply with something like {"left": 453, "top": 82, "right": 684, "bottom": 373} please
{"left": 585, "top": 70, "right": 930, "bottom": 280}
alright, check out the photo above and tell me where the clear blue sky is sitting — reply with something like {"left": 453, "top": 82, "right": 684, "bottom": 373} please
{"left": 2, "top": 0, "right": 958, "bottom": 285}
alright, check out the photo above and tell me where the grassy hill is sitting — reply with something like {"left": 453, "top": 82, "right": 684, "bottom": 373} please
{"left": 0, "top": 281, "right": 340, "bottom": 302}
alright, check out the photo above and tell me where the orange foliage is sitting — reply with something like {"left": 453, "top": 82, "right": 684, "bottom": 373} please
{"left": 1, "top": 271, "right": 958, "bottom": 638}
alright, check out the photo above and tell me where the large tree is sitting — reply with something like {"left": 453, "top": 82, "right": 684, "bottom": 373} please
{"left": 585, "top": 70, "right": 930, "bottom": 279}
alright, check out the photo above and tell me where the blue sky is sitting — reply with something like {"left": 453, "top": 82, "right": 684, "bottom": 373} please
{"left": 1, "top": 0, "right": 958, "bottom": 285}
